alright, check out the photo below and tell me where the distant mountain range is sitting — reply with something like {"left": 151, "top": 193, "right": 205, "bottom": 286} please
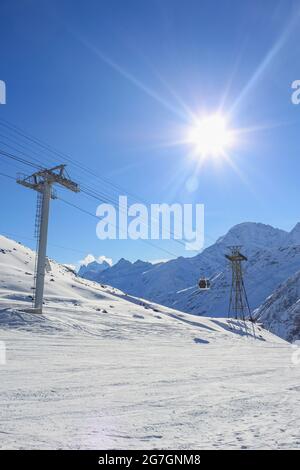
{"left": 78, "top": 259, "right": 111, "bottom": 279}
{"left": 78, "top": 222, "right": 300, "bottom": 341}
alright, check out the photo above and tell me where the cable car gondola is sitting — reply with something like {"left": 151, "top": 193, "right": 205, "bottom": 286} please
{"left": 198, "top": 278, "right": 210, "bottom": 290}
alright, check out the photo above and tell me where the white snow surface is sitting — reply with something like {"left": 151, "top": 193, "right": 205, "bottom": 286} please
{"left": 0, "top": 235, "right": 300, "bottom": 449}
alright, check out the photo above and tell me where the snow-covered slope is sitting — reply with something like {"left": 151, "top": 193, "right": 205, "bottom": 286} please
{"left": 0, "top": 234, "right": 204, "bottom": 338}
{"left": 80, "top": 222, "right": 300, "bottom": 321}
{"left": 0, "top": 234, "right": 265, "bottom": 340}
{"left": 1, "top": 234, "right": 300, "bottom": 450}
{"left": 253, "top": 271, "right": 300, "bottom": 343}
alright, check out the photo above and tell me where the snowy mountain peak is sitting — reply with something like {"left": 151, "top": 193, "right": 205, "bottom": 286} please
{"left": 133, "top": 259, "right": 151, "bottom": 267}
{"left": 133, "top": 259, "right": 153, "bottom": 270}
{"left": 216, "top": 222, "right": 288, "bottom": 250}
{"left": 115, "top": 258, "right": 132, "bottom": 268}
{"left": 291, "top": 221, "right": 300, "bottom": 231}
{"left": 78, "top": 259, "right": 110, "bottom": 281}
{"left": 287, "top": 222, "right": 300, "bottom": 245}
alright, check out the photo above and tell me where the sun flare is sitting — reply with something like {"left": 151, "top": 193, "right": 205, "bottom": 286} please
{"left": 186, "top": 114, "right": 234, "bottom": 158}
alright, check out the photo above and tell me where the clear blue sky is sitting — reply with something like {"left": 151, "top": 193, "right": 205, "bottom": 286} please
{"left": 0, "top": 0, "right": 299, "bottom": 266}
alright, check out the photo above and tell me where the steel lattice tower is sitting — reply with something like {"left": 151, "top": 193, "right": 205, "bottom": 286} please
{"left": 17, "top": 165, "right": 79, "bottom": 313}
{"left": 225, "top": 246, "right": 252, "bottom": 321}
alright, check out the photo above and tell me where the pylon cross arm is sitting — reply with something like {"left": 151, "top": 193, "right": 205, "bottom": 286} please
{"left": 17, "top": 164, "right": 80, "bottom": 193}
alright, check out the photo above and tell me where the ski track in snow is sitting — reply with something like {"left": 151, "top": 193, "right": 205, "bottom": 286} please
{"left": 0, "top": 235, "right": 300, "bottom": 449}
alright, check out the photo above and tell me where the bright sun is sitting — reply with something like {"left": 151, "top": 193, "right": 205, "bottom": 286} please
{"left": 187, "top": 114, "right": 234, "bottom": 158}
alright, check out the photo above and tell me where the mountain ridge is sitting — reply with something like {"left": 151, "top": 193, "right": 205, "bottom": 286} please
{"left": 253, "top": 270, "right": 300, "bottom": 342}
{"left": 79, "top": 222, "right": 300, "bottom": 332}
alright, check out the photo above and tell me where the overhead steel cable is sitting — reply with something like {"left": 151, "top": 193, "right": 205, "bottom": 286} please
{"left": 0, "top": 171, "right": 15, "bottom": 180}
{"left": 0, "top": 135, "right": 196, "bottom": 252}
{"left": 0, "top": 119, "right": 157, "bottom": 207}
{"left": 0, "top": 148, "right": 41, "bottom": 169}
{"left": 0, "top": 167, "right": 180, "bottom": 259}
{"left": 80, "top": 184, "right": 200, "bottom": 251}
{"left": 58, "top": 196, "right": 179, "bottom": 259}
{"left": 0, "top": 118, "right": 187, "bottom": 210}
{"left": 0, "top": 145, "right": 205, "bottom": 253}
{"left": 0, "top": 119, "right": 214, "bottom": 249}
{"left": 0, "top": 134, "right": 57, "bottom": 168}
{"left": 0, "top": 229, "right": 92, "bottom": 256}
